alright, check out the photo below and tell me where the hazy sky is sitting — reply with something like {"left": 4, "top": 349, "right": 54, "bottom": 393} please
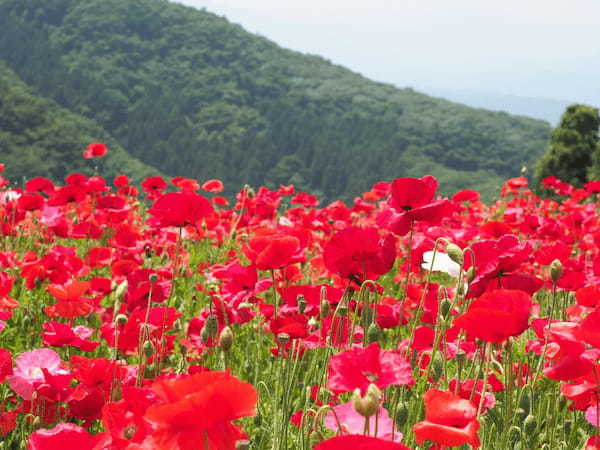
{"left": 176, "top": 0, "right": 600, "bottom": 105}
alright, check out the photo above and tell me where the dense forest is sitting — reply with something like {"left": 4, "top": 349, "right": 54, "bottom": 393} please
{"left": 0, "top": 0, "right": 552, "bottom": 200}
{"left": 0, "top": 63, "right": 161, "bottom": 183}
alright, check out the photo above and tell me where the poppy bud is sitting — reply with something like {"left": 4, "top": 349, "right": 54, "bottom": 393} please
{"left": 431, "top": 351, "right": 444, "bottom": 380}
{"left": 466, "top": 266, "right": 476, "bottom": 283}
{"left": 149, "top": 273, "right": 159, "bottom": 284}
{"left": 395, "top": 401, "right": 409, "bottom": 427}
{"left": 114, "top": 280, "right": 128, "bottom": 300}
{"left": 200, "top": 327, "right": 211, "bottom": 344}
{"left": 366, "top": 322, "right": 380, "bottom": 344}
{"left": 508, "top": 425, "right": 521, "bottom": 444}
{"left": 446, "top": 243, "right": 464, "bottom": 266}
{"left": 142, "top": 340, "right": 155, "bottom": 358}
{"left": 521, "top": 166, "right": 528, "bottom": 176}
{"left": 337, "top": 304, "right": 348, "bottom": 317}
{"left": 440, "top": 298, "right": 452, "bottom": 319}
{"left": 455, "top": 350, "right": 467, "bottom": 365}
{"left": 218, "top": 326, "right": 234, "bottom": 352}
{"left": 319, "top": 299, "right": 330, "bottom": 318}
{"left": 550, "top": 259, "right": 563, "bottom": 283}
{"left": 297, "top": 294, "right": 307, "bottom": 314}
{"left": 352, "top": 384, "right": 381, "bottom": 418}
{"left": 205, "top": 314, "right": 219, "bottom": 336}
{"left": 115, "top": 314, "right": 128, "bottom": 326}
{"left": 519, "top": 392, "right": 531, "bottom": 414}
{"left": 523, "top": 414, "right": 537, "bottom": 434}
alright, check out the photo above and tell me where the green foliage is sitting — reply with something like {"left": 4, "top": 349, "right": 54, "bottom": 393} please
{"left": 0, "top": 0, "right": 551, "bottom": 200}
{"left": 0, "top": 63, "right": 161, "bottom": 184}
{"left": 535, "top": 104, "right": 600, "bottom": 187}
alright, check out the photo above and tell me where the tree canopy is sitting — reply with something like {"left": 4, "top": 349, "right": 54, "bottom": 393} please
{"left": 535, "top": 104, "right": 600, "bottom": 188}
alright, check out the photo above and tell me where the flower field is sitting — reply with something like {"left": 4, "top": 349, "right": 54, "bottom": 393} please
{"left": 1, "top": 149, "right": 600, "bottom": 449}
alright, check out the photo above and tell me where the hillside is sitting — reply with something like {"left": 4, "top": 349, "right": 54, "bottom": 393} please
{"left": 0, "top": 0, "right": 551, "bottom": 200}
{"left": 0, "top": 63, "right": 161, "bottom": 184}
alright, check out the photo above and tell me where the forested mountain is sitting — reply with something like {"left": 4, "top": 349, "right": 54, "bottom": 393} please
{"left": 0, "top": 63, "right": 161, "bottom": 183}
{"left": 0, "top": 0, "right": 551, "bottom": 200}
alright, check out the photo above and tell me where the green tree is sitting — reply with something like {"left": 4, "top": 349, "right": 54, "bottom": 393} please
{"left": 536, "top": 104, "right": 600, "bottom": 187}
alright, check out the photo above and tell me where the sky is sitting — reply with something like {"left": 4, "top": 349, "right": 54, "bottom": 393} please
{"left": 176, "top": 0, "right": 600, "bottom": 107}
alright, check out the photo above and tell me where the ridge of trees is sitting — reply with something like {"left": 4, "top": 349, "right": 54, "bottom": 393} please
{"left": 0, "top": 63, "right": 161, "bottom": 184}
{"left": 0, "top": 0, "right": 551, "bottom": 200}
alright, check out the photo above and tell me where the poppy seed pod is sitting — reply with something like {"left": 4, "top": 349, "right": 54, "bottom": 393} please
{"left": 277, "top": 333, "right": 290, "bottom": 346}
{"left": 352, "top": 384, "right": 381, "bottom": 418}
{"left": 115, "top": 314, "right": 128, "bottom": 326}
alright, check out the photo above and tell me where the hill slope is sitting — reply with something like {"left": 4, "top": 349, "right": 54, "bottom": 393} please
{"left": 0, "top": 0, "right": 551, "bottom": 199}
{"left": 0, "top": 63, "right": 161, "bottom": 184}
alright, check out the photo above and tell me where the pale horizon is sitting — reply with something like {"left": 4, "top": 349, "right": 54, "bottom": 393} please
{"left": 176, "top": 0, "right": 600, "bottom": 109}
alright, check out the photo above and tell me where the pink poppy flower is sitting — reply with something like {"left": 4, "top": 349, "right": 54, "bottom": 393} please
{"left": 325, "top": 401, "right": 403, "bottom": 442}
{"left": 327, "top": 342, "right": 414, "bottom": 395}
{"left": 7, "top": 349, "right": 66, "bottom": 400}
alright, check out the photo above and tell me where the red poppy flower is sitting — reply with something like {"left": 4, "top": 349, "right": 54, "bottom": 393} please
{"left": 144, "top": 371, "right": 257, "bottom": 450}
{"left": 453, "top": 289, "right": 532, "bottom": 343}
{"left": 323, "top": 227, "right": 396, "bottom": 283}
{"left": 0, "top": 348, "right": 12, "bottom": 383}
{"left": 28, "top": 423, "right": 99, "bottom": 449}
{"left": 83, "top": 142, "right": 107, "bottom": 159}
{"left": 466, "top": 234, "right": 541, "bottom": 298}
{"left": 148, "top": 192, "right": 213, "bottom": 228}
{"left": 243, "top": 234, "right": 303, "bottom": 271}
{"left": 141, "top": 176, "right": 167, "bottom": 195}
{"left": 101, "top": 386, "right": 159, "bottom": 445}
{"left": 413, "top": 389, "right": 480, "bottom": 449}
{"left": 25, "top": 177, "right": 55, "bottom": 194}
{"left": 41, "top": 321, "right": 99, "bottom": 352}
{"left": 17, "top": 193, "right": 44, "bottom": 211}
{"left": 377, "top": 176, "right": 451, "bottom": 236}
{"left": 113, "top": 174, "right": 129, "bottom": 187}
{"left": 45, "top": 280, "right": 94, "bottom": 319}
{"left": 202, "top": 179, "right": 224, "bottom": 193}
{"left": 327, "top": 342, "right": 414, "bottom": 395}
{"left": 576, "top": 286, "right": 600, "bottom": 308}
{"left": 577, "top": 309, "right": 600, "bottom": 349}
{"left": 0, "top": 410, "right": 17, "bottom": 437}
{"left": 269, "top": 314, "right": 309, "bottom": 339}
{"left": 315, "top": 435, "right": 410, "bottom": 450}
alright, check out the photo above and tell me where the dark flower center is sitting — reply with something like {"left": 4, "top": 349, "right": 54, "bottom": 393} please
{"left": 363, "top": 371, "right": 378, "bottom": 382}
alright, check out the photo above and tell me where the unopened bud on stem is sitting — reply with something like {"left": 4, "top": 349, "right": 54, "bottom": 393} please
{"left": 550, "top": 259, "right": 563, "bottom": 283}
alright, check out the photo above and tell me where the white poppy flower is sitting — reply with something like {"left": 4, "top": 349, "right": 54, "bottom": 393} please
{"left": 421, "top": 251, "right": 461, "bottom": 278}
